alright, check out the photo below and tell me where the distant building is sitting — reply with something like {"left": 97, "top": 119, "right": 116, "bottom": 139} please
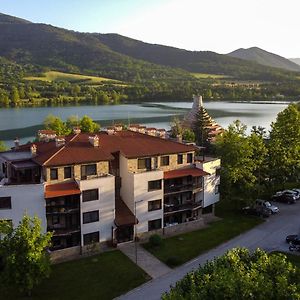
{"left": 0, "top": 127, "right": 220, "bottom": 257}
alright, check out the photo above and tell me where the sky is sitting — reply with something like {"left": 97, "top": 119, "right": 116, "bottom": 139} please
{"left": 1, "top": 0, "right": 299, "bottom": 58}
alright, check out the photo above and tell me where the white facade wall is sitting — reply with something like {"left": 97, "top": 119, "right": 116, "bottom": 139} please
{"left": 0, "top": 183, "right": 46, "bottom": 231}
{"left": 119, "top": 154, "right": 164, "bottom": 235}
{"left": 78, "top": 175, "right": 115, "bottom": 244}
{"left": 133, "top": 170, "right": 164, "bottom": 234}
{"left": 196, "top": 158, "right": 221, "bottom": 207}
{"left": 120, "top": 155, "right": 134, "bottom": 211}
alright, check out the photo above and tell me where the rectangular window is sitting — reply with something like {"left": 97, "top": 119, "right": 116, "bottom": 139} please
{"left": 148, "top": 199, "right": 162, "bottom": 211}
{"left": 0, "top": 196, "right": 12, "bottom": 209}
{"left": 81, "top": 164, "right": 97, "bottom": 179}
{"left": 138, "top": 158, "right": 151, "bottom": 170}
{"left": 64, "top": 166, "right": 72, "bottom": 179}
{"left": 83, "top": 231, "right": 100, "bottom": 245}
{"left": 83, "top": 210, "right": 99, "bottom": 224}
{"left": 50, "top": 168, "right": 58, "bottom": 180}
{"left": 177, "top": 154, "right": 183, "bottom": 164}
{"left": 148, "top": 179, "right": 162, "bottom": 191}
{"left": 161, "top": 156, "right": 169, "bottom": 166}
{"left": 148, "top": 219, "right": 162, "bottom": 231}
{"left": 82, "top": 189, "right": 99, "bottom": 202}
{"left": 187, "top": 153, "right": 193, "bottom": 163}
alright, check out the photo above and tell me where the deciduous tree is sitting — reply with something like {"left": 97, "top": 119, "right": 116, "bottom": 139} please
{"left": 0, "top": 216, "right": 52, "bottom": 296}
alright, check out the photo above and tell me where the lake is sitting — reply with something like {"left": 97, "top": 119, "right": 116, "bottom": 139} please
{"left": 0, "top": 101, "right": 289, "bottom": 147}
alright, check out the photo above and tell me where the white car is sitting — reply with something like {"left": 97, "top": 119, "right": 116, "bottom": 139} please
{"left": 255, "top": 199, "right": 279, "bottom": 214}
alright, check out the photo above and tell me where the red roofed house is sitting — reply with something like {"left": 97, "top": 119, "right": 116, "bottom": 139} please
{"left": 0, "top": 130, "right": 220, "bottom": 257}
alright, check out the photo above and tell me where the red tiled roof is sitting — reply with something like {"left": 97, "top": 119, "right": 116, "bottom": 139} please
{"left": 115, "top": 198, "right": 137, "bottom": 226}
{"left": 38, "top": 130, "right": 56, "bottom": 134}
{"left": 45, "top": 181, "right": 81, "bottom": 199}
{"left": 164, "top": 167, "right": 210, "bottom": 180}
{"left": 16, "top": 131, "right": 198, "bottom": 166}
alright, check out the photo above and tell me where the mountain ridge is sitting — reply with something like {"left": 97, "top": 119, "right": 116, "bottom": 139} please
{"left": 227, "top": 47, "right": 300, "bottom": 72}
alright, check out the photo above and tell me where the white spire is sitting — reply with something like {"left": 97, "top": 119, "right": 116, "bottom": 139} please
{"left": 193, "top": 95, "right": 203, "bottom": 109}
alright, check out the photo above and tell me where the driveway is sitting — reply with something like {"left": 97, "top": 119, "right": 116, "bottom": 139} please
{"left": 118, "top": 201, "right": 300, "bottom": 300}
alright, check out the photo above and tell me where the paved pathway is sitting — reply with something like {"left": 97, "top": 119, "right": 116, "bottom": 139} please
{"left": 117, "top": 202, "right": 300, "bottom": 300}
{"left": 118, "top": 242, "right": 171, "bottom": 279}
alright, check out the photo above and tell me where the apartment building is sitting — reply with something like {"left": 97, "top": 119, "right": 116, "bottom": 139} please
{"left": 0, "top": 127, "right": 220, "bottom": 252}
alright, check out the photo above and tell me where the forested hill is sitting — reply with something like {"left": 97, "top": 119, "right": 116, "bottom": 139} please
{"left": 228, "top": 47, "right": 300, "bottom": 72}
{"left": 0, "top": 13, "right": 193, "bottom": 82}
{"left": 96, "top": 34, "right": 299, "bottom": 81}
{"left": 0, "top": 12, "right": 299, "bottom": 82}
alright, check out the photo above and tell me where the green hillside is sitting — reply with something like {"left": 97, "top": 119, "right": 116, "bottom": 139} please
{"left": 97, "top": 34, "right": 300, "bottom": 81}
{"left": 228, "top": 47, "right": 300, "bottom": 72}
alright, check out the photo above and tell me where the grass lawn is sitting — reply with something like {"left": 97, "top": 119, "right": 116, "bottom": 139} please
{"left": 143, "top": 202, "right": 263, "bottom": 268}
{"left": 1, "top": 250, "right": 150, "bottom": 300}
{"left": 24, "top": 71, "right": 122, "bottom": 84}
{"left": 144, "top": 215, "right": 263, "bottom": 268}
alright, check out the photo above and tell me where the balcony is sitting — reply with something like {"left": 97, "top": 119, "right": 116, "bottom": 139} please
{"left": 164, "top": 200, "right": 202, "bottom": 214}
{"left": 164, "top": 183, "right": 203, "bottom": 195}
{"left": 46, "top": 207, "right": 79, "bottom": 215}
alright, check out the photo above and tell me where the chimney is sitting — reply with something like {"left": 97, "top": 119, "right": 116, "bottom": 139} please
{"left": 106, "top": 127, "right": 115, "bottom": 135}
{"left": 89, "top": 135, "right": 99, "bottom": 147}
{"left": 30, "top": 144, "right": 37, "bottom": 156}
{"left": 14, "top": 137, "right": 20, "bottom": 149}
{"left": 114, "top": 124, "right": 123, "bottom": 132}
{"left": 176, "top": 134, "right": 182, "bottom": 143}
{"left": 73, "top": 127, "right": 81, "bottom": 134}
{"left": 55, "top": 137, "right": 65, "bottom": 147}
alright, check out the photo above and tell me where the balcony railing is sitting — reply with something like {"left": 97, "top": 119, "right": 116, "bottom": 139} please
{"left": 164, "top": 200, "right": 202, "bottom": 214}
{"left": 164, "top": 183, "right": 203, "bottom": 195}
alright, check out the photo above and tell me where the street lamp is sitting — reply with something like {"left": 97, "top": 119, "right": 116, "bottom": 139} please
{"left": 134, "top": 199, "right": 143, "bottom": 264}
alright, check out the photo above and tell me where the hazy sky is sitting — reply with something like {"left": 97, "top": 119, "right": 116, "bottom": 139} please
{"left": 1, "top": 0, "right": 299, "bottom": 58}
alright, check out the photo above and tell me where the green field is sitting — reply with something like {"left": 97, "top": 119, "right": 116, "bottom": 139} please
{"left": 25, "top": 71, "right": 121, "bottom": 84}
{"left": 192, "top": 72, "right": 229, "bottom": 79}
{"left": 0, "top": 250, "right": 149, "bottom": 300}
{"left": 143, "top": 214, "right": 263, "bottom": 268}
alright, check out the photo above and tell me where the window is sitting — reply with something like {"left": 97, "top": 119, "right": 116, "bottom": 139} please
{"left": 215, "top": 184, "right": 220, "bottom": 194}
{"left": 52, "top": 215, "right": 60, "bottom": 225}
{"left": 148, "top": 179, "right": 162, "bottom": 191}
{"left": 81, "top": 164, "right": 97, "bottom": 179}
{"left": 148, "top": 219, "right": 162, "bottom": 231}
{"left": 83, "top": 231, "right": 100, "bottom": 245}
{"left": 177, "top": 154, "right": 183, "bottom": 164}
{"left": 161, "top": 156, "right": 169, "bottom": 166}
{"left": 64, "top": 166, "right": 72, "bottom": 179}
{"left": 138, "top": 158, "right": 151, "bottom": 170}
{"left": 0, "top": 197, "right": 11, "bottom": 209}
{"left": 82, "top": 189, "right": 99, "bottom": 202}
{"left": 187, "top": 153, "right": 193, "bottom": 163}
{"left": 83, "top": 210, "right": 99, "bottom": 224}
{"left": 148, "top": 199, "right": 162, "bottom": 211}
{"left": 50, "top": 168, "right": 58, "bottom": 180}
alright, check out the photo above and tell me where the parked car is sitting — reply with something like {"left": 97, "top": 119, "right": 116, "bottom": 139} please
{"left": 281, "top": 189, "right": 300, "bottom": 201}
{"left": 271, "top": 192, "right": 297, "bottom": 204}
{"left": 255, "top": 199, "right": 279, "bottom": 214}
{"left": 242, "top": 205, "right": 271, "bottom": 217}
{"left": 292, "top": 189, "right": 300, "bottom": 199}
{"left": 286, "top": 234, "right": 300, "bottom": 244}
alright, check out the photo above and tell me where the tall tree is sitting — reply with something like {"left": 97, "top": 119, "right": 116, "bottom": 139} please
{"left": 268, "top": 104, "right": 300, "bottom": 184}
{"left": 0, "top": 216, "right": 52, "bottom": 296}
{"left": 44, "top": 114, "right": 70, "bottom": 135}
{"left": 80, "top": 115, "right": 100, "bottom": 133}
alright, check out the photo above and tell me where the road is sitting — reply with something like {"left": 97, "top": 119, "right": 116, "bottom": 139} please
{"left": 118, "top": 201, "right": 300, "bottom": 300}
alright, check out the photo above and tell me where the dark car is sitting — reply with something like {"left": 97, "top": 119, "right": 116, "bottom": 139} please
{"left": 286, "top": 234, "right": 300, "bottom": 245}
{"left": 242, "top": 205, "right": 271, "bottom": 218}
{"left": 281, "top": 190, "right": 300, "bottom": 201}
{"left": 271, "top": 192, "right": 296, "bottom": 204}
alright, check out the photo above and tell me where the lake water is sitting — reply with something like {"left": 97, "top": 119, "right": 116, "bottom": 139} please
{"left": 0, "top": 101, "right": 289, "bottom": 147}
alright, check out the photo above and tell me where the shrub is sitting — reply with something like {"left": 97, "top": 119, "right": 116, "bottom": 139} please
{"left": 149, "top": 234, "right": 163, "bottom": 247}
